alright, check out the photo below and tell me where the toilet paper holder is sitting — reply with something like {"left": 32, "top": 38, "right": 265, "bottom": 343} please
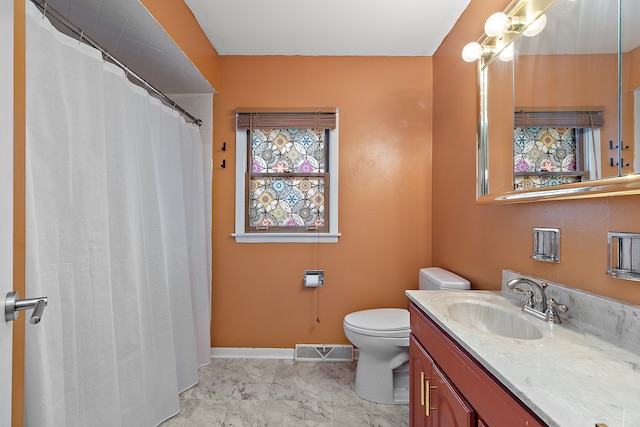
{"left": 304, "top": 270, "right": 324, "bottom": 287}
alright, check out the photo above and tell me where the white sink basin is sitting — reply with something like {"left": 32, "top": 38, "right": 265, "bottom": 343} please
{"left": 445, "top": 297, "right": 546, "bottom": 340}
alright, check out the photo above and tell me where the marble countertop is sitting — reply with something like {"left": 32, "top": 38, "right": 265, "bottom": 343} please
{"left": 406, "top": 289, "right": 640, "bottom": 427}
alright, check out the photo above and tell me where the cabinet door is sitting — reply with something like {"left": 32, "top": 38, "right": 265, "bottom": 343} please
{"left": 410, "top": 335, "right": 433, "bottom": 427}
{"left": 431, "top": 364, "right": 476, "bottom": 427}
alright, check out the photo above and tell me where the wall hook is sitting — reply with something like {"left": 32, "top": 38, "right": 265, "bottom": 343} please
{"left": 221, "top": 142, "right": 227, "bottom": 152}
{"left": 610, "top": 157, "right": 630, "bottom": 168}
{"left": 221, "top": 159, "right": 226, "bottom": 169}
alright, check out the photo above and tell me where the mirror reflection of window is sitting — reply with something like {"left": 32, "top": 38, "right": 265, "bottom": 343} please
{"left": 514, "top": 127, "right": 579, "bottom": 190}
{"left": 513, "top": 110, "right": 604, "bottom": 190}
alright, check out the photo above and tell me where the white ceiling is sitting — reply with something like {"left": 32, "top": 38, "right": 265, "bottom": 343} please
{"left": 34, "top": 0, "right": 471, "bottom": 94}
{"left": 183, "top": 0, "right": 471, "bottom": 56}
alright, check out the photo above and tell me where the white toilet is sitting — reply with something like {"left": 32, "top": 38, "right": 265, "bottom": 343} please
{"left": 343, "top": 267, "right": 470, "bottom": 404}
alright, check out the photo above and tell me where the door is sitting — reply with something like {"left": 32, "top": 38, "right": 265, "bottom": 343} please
{"left": 1, "top": 0, "right": 15, "bottom": 424}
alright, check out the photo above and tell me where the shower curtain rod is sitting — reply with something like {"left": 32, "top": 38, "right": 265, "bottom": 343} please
{"left": 29, "top": 0, "right": 203, "bottom": 127}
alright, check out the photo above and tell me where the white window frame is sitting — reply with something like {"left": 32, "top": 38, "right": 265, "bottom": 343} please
{"left": 232, "top": 110, "right": 341, "bottom": 243}
{"left": 635, "top": 89, "right": 640, "bottom": 173}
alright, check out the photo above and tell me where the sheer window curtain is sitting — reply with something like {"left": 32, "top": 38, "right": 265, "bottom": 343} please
{"left": 583, "top": 128, "right": 602, "bottom": 181}
{"left": 24, "top": 3, "right": 210, "bottom": 426}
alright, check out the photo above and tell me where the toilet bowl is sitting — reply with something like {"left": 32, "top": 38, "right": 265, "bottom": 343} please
{"left": 344, "top": 308, "right": 411, "bottom": 404}
{"left": 343, "top": 267, "right": 470, "bottom": 404}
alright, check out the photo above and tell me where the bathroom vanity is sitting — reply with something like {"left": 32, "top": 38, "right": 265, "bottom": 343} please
{"left": 409, "top": 303, "right": 543, "bottom": 426}
{"left": 406, "top": 271, "right": 640, "bottom": 427}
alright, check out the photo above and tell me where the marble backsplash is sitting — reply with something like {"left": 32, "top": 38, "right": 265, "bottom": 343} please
{"left": 501, "top": 269, "right": 640, "bottom": 355}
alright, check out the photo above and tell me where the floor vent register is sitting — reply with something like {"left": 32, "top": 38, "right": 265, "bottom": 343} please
{"left": 294, "top": 344, "right": 354, "bottom": 362}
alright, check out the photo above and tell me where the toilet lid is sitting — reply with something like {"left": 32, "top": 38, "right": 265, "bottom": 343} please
{"left": 344, "top": 308, "right": 409, "bottom": 333}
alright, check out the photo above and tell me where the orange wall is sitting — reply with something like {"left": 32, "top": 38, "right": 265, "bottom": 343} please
{"left": 433, "top": 0, "right": 640, "bottom": 306}
{"left": 12, "top": 0, "right": 26, "bottom": 425}
{"left": 624, "top": 45, "right": 640, "bottom": 92}
{"left": 211, "top": 56, "right": 433, "bottom": 347}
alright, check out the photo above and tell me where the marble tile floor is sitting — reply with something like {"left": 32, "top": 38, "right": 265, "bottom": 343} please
{"left": 159, "top": 358, "right": 409, "bottom": 427}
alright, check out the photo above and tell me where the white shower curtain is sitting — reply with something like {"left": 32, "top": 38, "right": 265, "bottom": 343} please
{"left": 24, "top": 3, "right": 210, "bottom": 426}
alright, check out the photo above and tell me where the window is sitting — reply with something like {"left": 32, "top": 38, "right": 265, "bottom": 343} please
{"left": 233, "top": 109, "right": 340, "bottom": 243}
{"left": 248, "top": 128, "right": 328, "bottom": 232}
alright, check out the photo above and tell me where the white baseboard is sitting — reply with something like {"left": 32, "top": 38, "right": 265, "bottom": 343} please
{"left": 210, "top": 347, "right": 359, "bottom": 360}
{"left": 210, "top": 347, "right": 295, "bottom": 359}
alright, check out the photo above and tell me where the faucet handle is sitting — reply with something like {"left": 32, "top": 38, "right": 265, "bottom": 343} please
{"left": 513, "top": 287, "right": 536, "bottom": 307}
{"left": 547, "top": 298, "right": 568, "bottom": 312}
{"left": 509, "top": 287, "right": 536, "bottom": 307}
{"left": 545, "top": 298, "right": 568, "bottom": 324}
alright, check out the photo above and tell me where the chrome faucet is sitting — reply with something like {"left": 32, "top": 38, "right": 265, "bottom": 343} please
{"left": 507, "top": 278, "right": 568, "bottom": 324}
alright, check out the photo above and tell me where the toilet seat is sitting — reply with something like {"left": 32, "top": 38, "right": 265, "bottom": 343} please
{"left": 343, "top": 308, "right": 410, "bottom": 338}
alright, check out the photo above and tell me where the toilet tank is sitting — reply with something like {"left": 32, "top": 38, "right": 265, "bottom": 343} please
{"left": 419, "top": 267, "right": 470, "bottom": 290}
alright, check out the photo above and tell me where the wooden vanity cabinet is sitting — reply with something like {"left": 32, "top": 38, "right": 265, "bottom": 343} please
{"left": 409, "top": 303, "right": 546, "bottom": 427}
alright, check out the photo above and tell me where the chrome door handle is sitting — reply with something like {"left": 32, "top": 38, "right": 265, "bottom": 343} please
{"left": 5, "top": 291, "right": 48, "bottom": 324}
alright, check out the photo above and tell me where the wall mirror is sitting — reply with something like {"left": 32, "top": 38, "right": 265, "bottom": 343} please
{"left": 475, "top": 0, "right": 640, "bottom": 203}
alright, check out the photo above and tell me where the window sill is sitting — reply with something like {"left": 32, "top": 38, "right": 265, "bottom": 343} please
{"left": 232, "top": 232, "right": 341, "bottom": 243}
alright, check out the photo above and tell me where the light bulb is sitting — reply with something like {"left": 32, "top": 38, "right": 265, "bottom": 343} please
{"left": 461, "top": 42, "right": 482, "bottom": 62}
{"left": 498, "top": 44, "right": 514, "bottom": 62}
{"left": 484, "top": 12, "right": 509, "bottom": 37}
{"left": 523, "top": 14, "right": 547, "bottom": 37}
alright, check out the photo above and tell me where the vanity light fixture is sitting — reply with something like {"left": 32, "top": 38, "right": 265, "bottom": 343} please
{"left": 461, "top": 41, "right": 485, "bottom": 62}
{"left": 522, "top": 13, "right": 547, "bottom": 37}
{"left": 484, "top": 12, "right": 510, "bottom": 37}
{"left": 461, "top": 0, "right": 557, "bottom": 65}
{"left": 498, "top": 44, "right": 515, "bottom": 62}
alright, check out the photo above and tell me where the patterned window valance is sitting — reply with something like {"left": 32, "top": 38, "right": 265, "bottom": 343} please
{"left": 514, "top": 108, "right": 604, "bottom": 128}
{"left": 237, "top": 108, "right": 337, "bottom": 130}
